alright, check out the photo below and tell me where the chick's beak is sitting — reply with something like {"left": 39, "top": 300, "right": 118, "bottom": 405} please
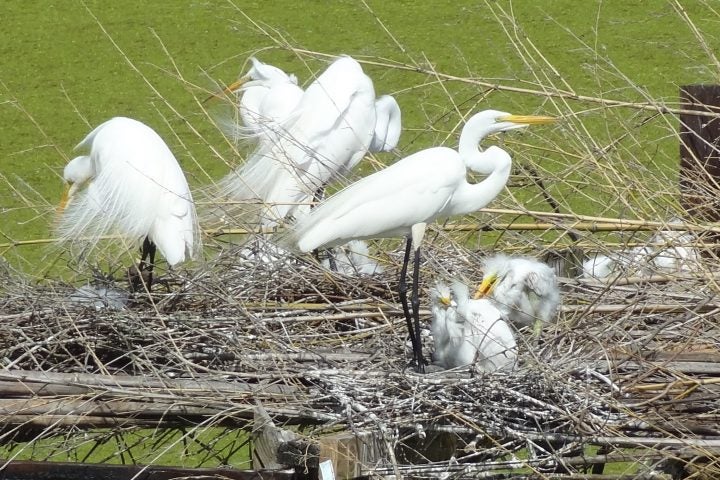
{"left": 498, "top": 114, "right": 556, "bottom": 125}
{"left": 439, "top": 296, "right": 451, "bottom": 308}
{"left": 473, "top": 274, "right": 497, "bottom": 299}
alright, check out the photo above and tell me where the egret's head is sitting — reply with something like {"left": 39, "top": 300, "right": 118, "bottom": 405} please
{"left": 474, "top": 254, "right": 513, "bottom": 298}
{"left": 59, "top": 155, "right": 93, "bottom": 213}
{"left": 432, "top": 283, "right": 454, "bottom": 309}
{"left": 474, "top": 271, "right": 499, "bottom": 299}
{"left": 248, "top": 57, "right": 295, "bottom": 83}
{"left": 202, "top": 59, "right": 256, "bottom": 103}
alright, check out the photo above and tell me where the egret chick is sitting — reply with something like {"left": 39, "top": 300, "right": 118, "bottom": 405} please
{"left": 582, "top": 253, "right": 617, "bottom": 280}
{"left": 650, "top": 220, "right": 701, "bottom": 273}
{"left": 431, "top": 281, "right": 517, "bottom": 372}
{"left": 476, "top": 254, "right": 560, "bottom": 335}
{"left": 57, "top": 117, "right": 200, "bottom": 291}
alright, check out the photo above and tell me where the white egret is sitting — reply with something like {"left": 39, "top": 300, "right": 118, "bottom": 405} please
{"left": 582, "top": 246, "right": 657, "bottom": 280}
{"left": 212, "top": 57, "right": 304, "bottom": 141}
{"left": 57, "top": 117, "right": 200, "bottom": 291}
{"left": 582, "top": 252, "right": 617, "bottom": 280}
{"left": 431, "top": 281, "right": 517, "bottom": 372}
{"left": 286, "top": 110, "right": 555, "bottom": 370}
{"left": 475, "top": 254, "right": 560, "bottom": 334}
{"left": 216, "top": 55, "right": 402, "bottom": 225}
{"left": 650, "top": 220, "right": 701, "bottom": 273}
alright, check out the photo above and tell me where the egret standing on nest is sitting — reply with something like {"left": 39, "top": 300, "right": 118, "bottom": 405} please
{"left": 475, "top": 254, "right": 560, "bottom": 335}
{"left": 431, "top": 281, "right": 517, "bottom": 372}
{"left": 57, "top": 117, "right": 200, "bottom": 292}
{"left": 286, "top": 110, "right": 555, "bottom": 370}
{"left": 215, "top": 55, "right": 402, "bottom": 225}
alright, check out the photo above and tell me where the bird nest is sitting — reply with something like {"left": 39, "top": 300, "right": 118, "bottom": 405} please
{"left": 1, "top": 236, "right": 719, "bottom": 478}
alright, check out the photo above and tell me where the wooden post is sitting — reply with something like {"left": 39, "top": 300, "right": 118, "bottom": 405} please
{"left": 252, "top": 404, "right": 320, "bottom": 479}
{"left": 679, "top": 85, "right": 720, "bottom": 222}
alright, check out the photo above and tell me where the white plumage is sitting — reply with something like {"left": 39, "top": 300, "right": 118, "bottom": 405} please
{"left": 477, "top": 254, "right": 560, "bottom": 329}
{"left": 369, "top": 95, "right": 402, "bottom": 153}
{"left": 57, "top": 117, "right": 200, "bottom": 267}
{"left": 431, "top": 281, "right": 517, "bottom": 372}
{"left": 288, "top": 110, "right": 540, "bottom": 253}
{"left": 217, "top": 55, "right": 401, "bottom": 225}
{"left": 227, "top": 57, "right": 304, "bottom": 141}
{"left": 650, "top": 221, "right": 701, "bottom": 273}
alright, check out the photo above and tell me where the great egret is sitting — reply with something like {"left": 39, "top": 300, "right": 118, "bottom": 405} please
{"left": 475, "top": 254, "right": 560, "bottom": 334}
{"left": 215, "top": 55, "right": 402, "bottom": 225}
{"left": 431, "top": 281, "right": 517, "bottom": 372}
{"left": 286, "top": 110, "right": 555, "bottom": 370}
{"left": 57, "top": 117, "right": 200, "bottom": 291}
{"left": 212, "top": 57, "right": 304, "bottom": 141}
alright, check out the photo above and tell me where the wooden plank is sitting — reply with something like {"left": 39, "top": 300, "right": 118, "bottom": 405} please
{"left": 0, "top": 370, "right": 297, "bottom": 396}
{"left": 0, "top": 460, "right": 293, "bottom": 480}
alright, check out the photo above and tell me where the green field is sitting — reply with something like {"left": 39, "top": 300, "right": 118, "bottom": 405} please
{"left": 2, "top": 1, "right": 719, "bottom": 276}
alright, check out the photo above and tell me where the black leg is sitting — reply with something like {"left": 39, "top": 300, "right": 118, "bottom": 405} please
{"left": 136, "top": 237, "right": 156, "bottom": 292}
{"left": 398, "top": 236, "right": 420, "bottom": 369}
{"left": 313, "top": 247, "right": 338, "bottom": 272}
{"left": 312, "top": 186, "right": 325, "bottom": 206}
{"left": 411, "top": 246, "right": 425, "bottom": 372}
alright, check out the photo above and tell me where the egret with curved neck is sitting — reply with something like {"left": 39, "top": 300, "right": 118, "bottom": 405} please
{"left": 288, "top": 109, "right": 554, "bottom": 370}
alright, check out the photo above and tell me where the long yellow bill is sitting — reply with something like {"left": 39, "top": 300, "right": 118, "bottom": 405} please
{"left": 202, "top": 75, "right": 251, "bottom": 104}
{"left": 498, "top": 114, "right": 556, "bottom": 125}
{"left": 473, "top": 274, "right": 497, "bottom": 299}
{"left": 57, "top": 184, "right": 71, "bottom": 214}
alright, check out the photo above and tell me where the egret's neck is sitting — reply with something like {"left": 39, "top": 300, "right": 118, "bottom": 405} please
{"left": 444, "top": 147, "right": 512, "bottom": 217}
{"left": 458, "top": 115, "right": 501, "bottom": 173}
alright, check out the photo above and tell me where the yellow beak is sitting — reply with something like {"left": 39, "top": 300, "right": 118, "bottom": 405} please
{"left": 498, "top": 114, "right": 556, "bottom": 125}
{"left": 203, "top": 74, "right": 251, "bottom": 104}
{"left": 57, "top": 184, "right": 72, "bottom": 213}
{"left": 439, "top": 296, "right": 451, "bottom": 307}
{"left": 473, "top": 274, "right": 497, "bottom": 299}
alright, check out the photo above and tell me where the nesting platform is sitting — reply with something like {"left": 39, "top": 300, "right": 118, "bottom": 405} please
{"left": 1, "top": 243, "right": 719, "bottom": 479}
